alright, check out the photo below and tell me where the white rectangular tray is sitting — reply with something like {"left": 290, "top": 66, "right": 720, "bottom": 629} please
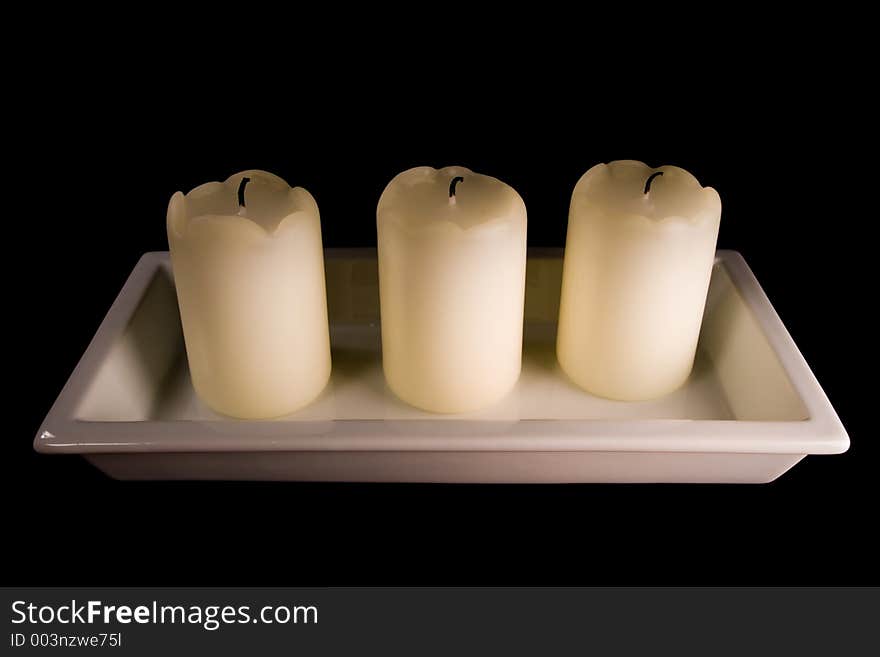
{"left": 34, "top": 249, "right": 848, "bottom": 483}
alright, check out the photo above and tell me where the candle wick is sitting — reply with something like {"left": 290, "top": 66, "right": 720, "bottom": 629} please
{"left": 644, "top": 171, "right": 663, "bottom": 195}
{"left": 449, "top": 176, "right": 464, "bottom": 200}
{"left": 238, "top": 177, "right": 251, "bottom": 207}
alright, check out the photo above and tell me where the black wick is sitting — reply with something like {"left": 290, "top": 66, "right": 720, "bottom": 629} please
{"left": 238, "top": 177, "right": 251, "bottom": 206}
{"left": 644, "top": 171, "right": 663, "bottom": 194}
{"left": 449, "top": 176, "right": 464, "bottom": 198}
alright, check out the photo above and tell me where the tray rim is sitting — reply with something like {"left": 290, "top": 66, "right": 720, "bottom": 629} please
{"left": 34, "top": 249, "right": 849, "bottom": 456}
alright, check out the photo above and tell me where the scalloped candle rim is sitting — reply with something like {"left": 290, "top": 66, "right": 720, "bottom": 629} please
{"left": 167, "top": 169, "right": 319, "bottom": 238}
{"left": 378, "top": 166, "right": 526, "bottom": 233}
{"left": 574, "top": 160, "right": 721, "bottom": 224}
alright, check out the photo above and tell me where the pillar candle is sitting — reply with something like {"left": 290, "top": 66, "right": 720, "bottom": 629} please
{"left": 557, "top": 160, "right": 721, "bottom": 400}
{"left": 167, "top": 170, "right": 331, "bottom": 418}
{"left": 377, "top": 166, "right": 527, "bottom": 413}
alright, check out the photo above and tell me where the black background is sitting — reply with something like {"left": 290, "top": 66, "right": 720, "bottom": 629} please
{"left": 7, "top": 41, "right": 875, "bottom": 585}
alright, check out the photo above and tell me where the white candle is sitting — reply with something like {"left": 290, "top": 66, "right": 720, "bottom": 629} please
{"left": 557, "top": 160, "right": 721, "bottom": 400}
{"left": 377, "top": 166, "right": 527, "bottom": 413}
{"left": 167, "top": 170, "right": 331, "bottom": 418}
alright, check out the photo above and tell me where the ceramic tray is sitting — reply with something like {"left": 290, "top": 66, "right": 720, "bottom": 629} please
{"left": 34, "top": 249, "right": 848, "bottom": 483}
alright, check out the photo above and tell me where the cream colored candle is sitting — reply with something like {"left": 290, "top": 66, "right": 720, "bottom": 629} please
{"left": 377, "top": 166, "right": 527, "bottom": 413}
{"left": 557, "top": 160, "right": 721, "bottom": 401}
{"left": 167, "top": 170, "right": 331, "bottom": 418}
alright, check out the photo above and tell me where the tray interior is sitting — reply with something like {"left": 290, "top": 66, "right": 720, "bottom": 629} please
{"left": 75, "top": 253, "right": 808, "bottom": 423}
